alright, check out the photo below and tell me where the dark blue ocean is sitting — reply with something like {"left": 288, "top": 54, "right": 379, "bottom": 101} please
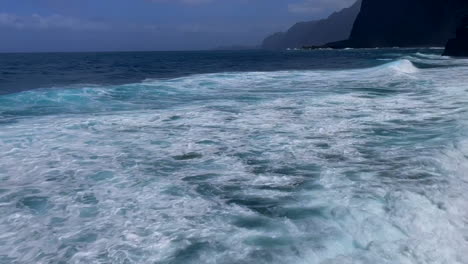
{"left": 1, "top": 49, "right": 468, "bottom": 263}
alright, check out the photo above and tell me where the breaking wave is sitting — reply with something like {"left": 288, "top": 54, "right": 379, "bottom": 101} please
{"left": 1, "top": 52, "right": 468, "bottom": 263}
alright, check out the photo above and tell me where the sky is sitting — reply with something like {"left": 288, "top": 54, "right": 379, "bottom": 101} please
{"left": 0, "top": 0, "right": 356, "bottom": 52}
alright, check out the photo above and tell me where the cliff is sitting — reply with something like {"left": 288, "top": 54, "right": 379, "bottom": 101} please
{"left": 261, "top": 1, "right": 361, "bottom": 50}
{"left": 444, "top": 15, "right": 468, "bottom": 56}
{"left": 328, "top": 0, "right": 468, "bottom": 48}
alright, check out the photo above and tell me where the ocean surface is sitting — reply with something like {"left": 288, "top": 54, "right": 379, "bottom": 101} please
{"left": 0, "top": 49, "right": 468, "bottom": 264}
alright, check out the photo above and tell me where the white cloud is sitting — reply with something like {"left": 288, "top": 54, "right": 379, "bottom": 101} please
{"left": 0, "top": 12, "right": 238, "bottom": 35}
{"left": 0, "top": 13, "right": 109, "bottom": 31}
{"left": 288, "top": 0, "right": 356, "bottom": 14}
{"left": 0, "top": 13, "right": 24, "bottom": 29}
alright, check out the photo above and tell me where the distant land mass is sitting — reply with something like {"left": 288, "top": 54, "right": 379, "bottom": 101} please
{"left": 261, "top": 0, "right": 361, "bottom": 50}
{"left": 328, "top": 0, "right": 468, "bottom": 48}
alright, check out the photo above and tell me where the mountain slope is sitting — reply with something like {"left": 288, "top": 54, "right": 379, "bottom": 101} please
{"left": 329, "top": 0, "right": 468, "bottom": 48}
{"left": 444, "top": 15, "right": 468, "bottom": 56}
{"left": 261, "top": 1, "right": 361, "bottom": 50}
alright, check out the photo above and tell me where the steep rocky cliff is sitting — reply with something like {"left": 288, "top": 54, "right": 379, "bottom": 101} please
{"left": 329, "top": 0, "right": 468, "bottom": 48}
{"left": 444, "top": 15, "right": 468, "bottom": 56}
{"left": 261, "top": 1, "right": 361, "bottom": 50}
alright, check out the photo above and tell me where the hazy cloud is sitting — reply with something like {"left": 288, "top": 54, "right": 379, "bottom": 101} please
{"left": 288, "top": 0, "right": 356, "bottom": 14}
{"left": 0, "top": 0, "right": 355, "bottom": 52}
{"left": 0, "top": 13, "right": 108, "bottom": 31}
{"left": 147, "top": 0, "right": 214, "bottom": 4}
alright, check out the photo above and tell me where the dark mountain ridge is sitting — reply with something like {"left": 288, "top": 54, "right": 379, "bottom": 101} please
{"left": 444, "top": 15, "right": 468, "bottom": 56}
{"left": 261, "top": 1, "right": 361, "bottom": 50}
{"left": 328, "top": 0, "right": 468, "bottom": 48}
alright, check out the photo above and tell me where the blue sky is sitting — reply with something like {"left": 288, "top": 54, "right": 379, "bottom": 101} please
{"left": 0, "top": 0, "right": 355, "bottom": 52}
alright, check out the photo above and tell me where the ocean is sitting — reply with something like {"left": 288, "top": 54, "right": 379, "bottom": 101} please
{"left": 0, "top": 49, "right": 467, "bottom": 263}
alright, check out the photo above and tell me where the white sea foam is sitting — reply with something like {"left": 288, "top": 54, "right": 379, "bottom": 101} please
{"left": 379, "top": 59, "right": 419, "bottom": 73}
{"left": 1, "top": 53, "right": 468, "bottom": 263}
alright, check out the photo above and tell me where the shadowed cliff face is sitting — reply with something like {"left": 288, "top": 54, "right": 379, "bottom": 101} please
{"left": 331, "top": 0, "right": 468, "bottom": 48}
{"left": 261, "top": 1, "right": 361, "bottom": 50}
{"left": 444, "top": 15, "right": 468, "bottom": 56}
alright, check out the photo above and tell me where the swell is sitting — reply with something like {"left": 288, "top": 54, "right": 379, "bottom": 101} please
{"left": 404, "top": 52, "right": 468, "bottom": 68}
{"left": 0, "top": 58, "right": 444, "bottom": 120}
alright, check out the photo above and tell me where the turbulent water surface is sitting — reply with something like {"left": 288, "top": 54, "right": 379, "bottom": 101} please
{"left": 0, "top": 49, "right": 468, "bottom": 263}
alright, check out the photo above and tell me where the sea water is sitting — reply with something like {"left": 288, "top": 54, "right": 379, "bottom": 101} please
{"left": 0, "top": 49, "right": 467, "bottom": 263}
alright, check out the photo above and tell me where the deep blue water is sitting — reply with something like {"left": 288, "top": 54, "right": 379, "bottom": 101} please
{"left": 0, "top": 49, "right": 400, "bottom": 95}
{"left": 1, "top": 49, "right": 468, "bottom": 263}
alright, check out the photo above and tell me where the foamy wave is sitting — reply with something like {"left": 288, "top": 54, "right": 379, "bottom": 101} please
{"left": 380, "top": 59, "right": 419, "bottom": 73}
{"left": 1, "top": 52, "right": 468, "bottom": 263}
{"left": 1, "top": 60, "right": 423, "bottom": 118}
{"left": 403, "top": 52, "right": 468, "bottom": 68}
